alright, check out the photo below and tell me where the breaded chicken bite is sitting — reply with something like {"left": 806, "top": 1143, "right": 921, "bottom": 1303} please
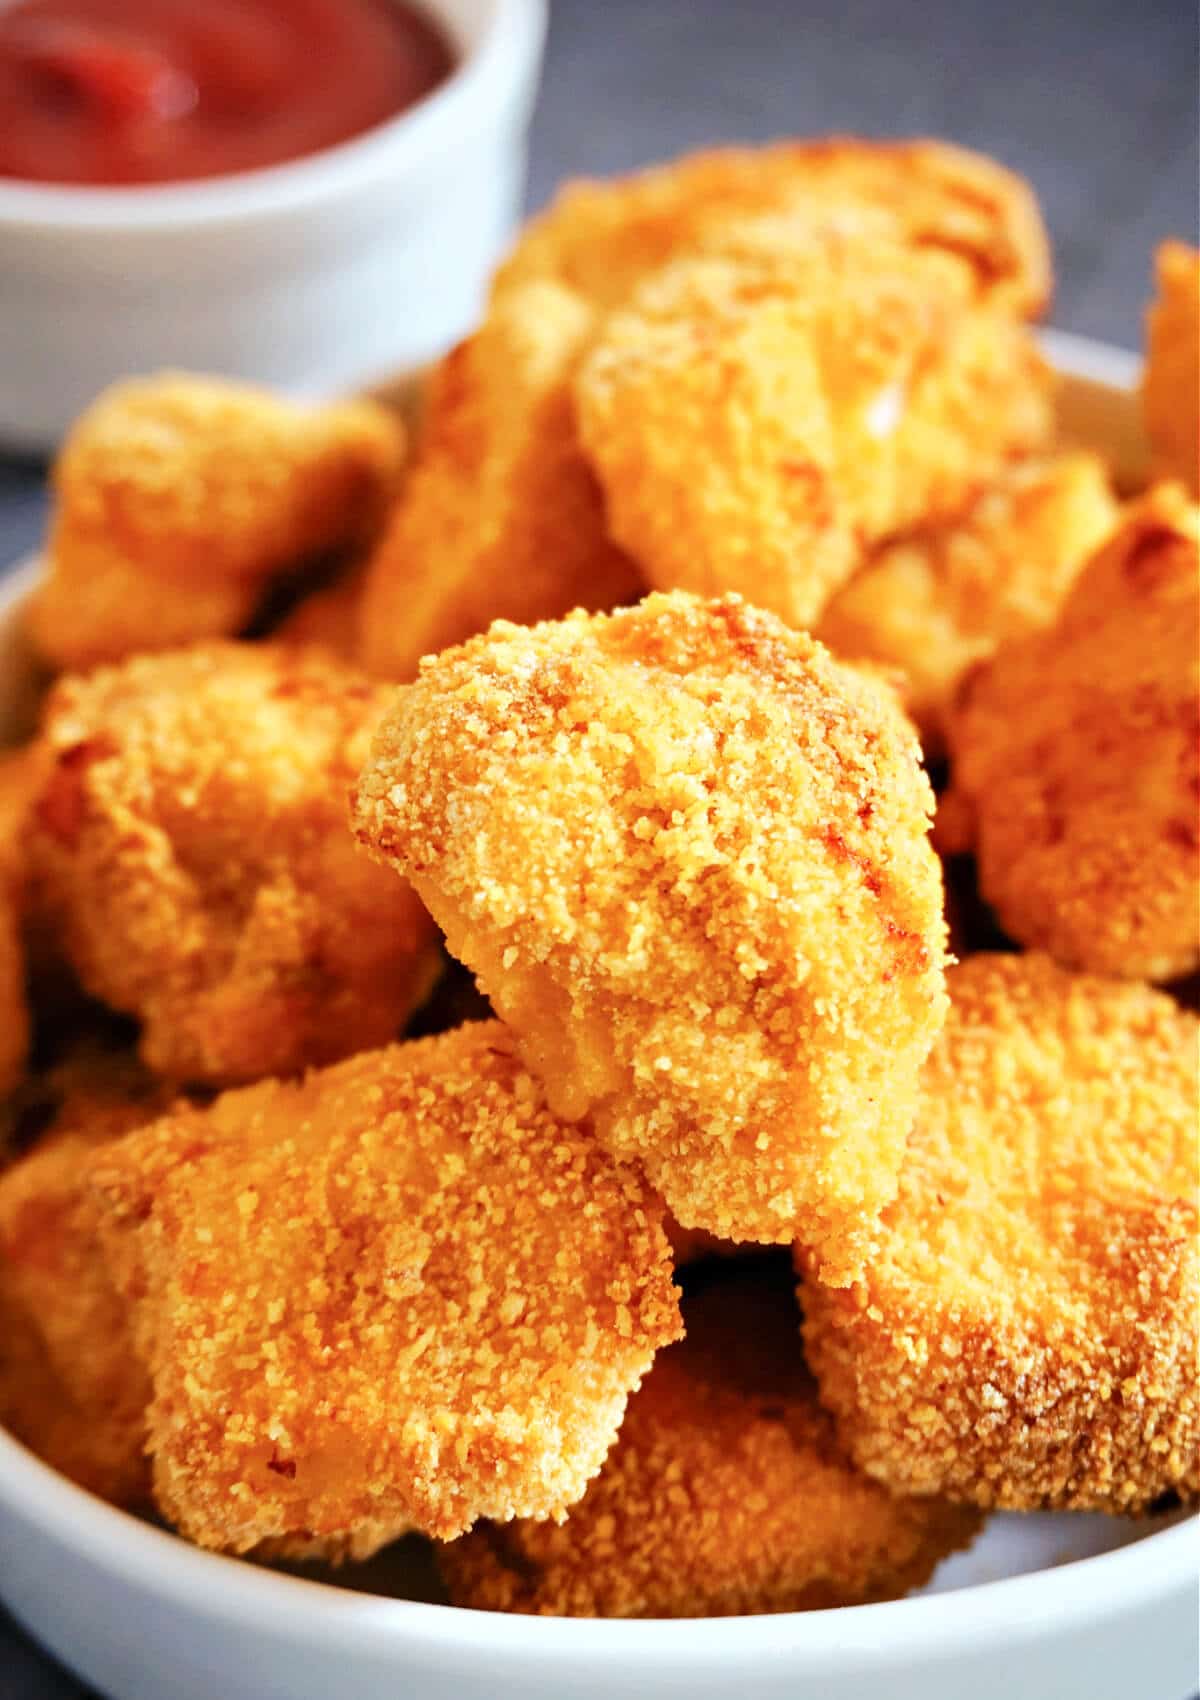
{"left": 29, "top": 373, "right": 405, "bottom": 672}
{"left": 576, "top": 231, "right": 1052, "bottom": 627}
{"left": 360, "top": 137, "right": 1049, "bottom": 684}
{"left": 353, "top": 593, "right": 948, "bottom": 1281}
{"left": 944, "top": 485, "right": 1200, "bottom": 980}
{"left": 440, "top": 1268, "right": 979, "bottom": 1616}
{"left": 1142, "top": 242, "right": 1199, "bottom": 493}
{"left": 801, "top": 954, "right": 1199, "bottom": 1513}
{"left": 496, "top": 137, "right": 1050, "bottom": 319}
{"left": 32, "top": 643, "right": 439, "bottom": 1085}
{"left": 88, "top": 1024, "right": 682, "bottom": 1556}
{"left": 358, "top": 280, "right": 643, "bottom": 681}
{"left": 818, "top": 453, "right": 1118, "bottom": 749}
{"left": 0, "top": 1045, "right": 175, "bottom": 1503}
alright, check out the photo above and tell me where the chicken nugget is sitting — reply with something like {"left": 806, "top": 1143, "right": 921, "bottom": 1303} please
{"left": 29, "top": 373, "right": 405, "bottom": 672}
{"left": 440, "top": 1267, "right": 979, "bottom": 1616}
{"left": 496, "top": 137, "right": 1050, "bottom": 319}
{"left": 818, "top": 453, "right": 1118, "bottom": 750}
{"left": 360, "top": 137, "right": 1049, "bottom": 684}
{"left": 353, "top": 592, "right": 948, "bottom": 1281}
{"left": 575, "top": 231, "right": 1052, "bottom": 628}
{"left": 802, "top": 953, "right": 1199, "bottom": 1513}
{"left": 1142, "top": 242, "right": 1199, "bottom": 493}
{"left": 0, "top": 1044, "right": 175, "bottom": 1504}
{"left": 88, "top": 1023, "right": 682, "bottom": 1556}
{"left": 943, "top": 485, "right": 1200, "bottom": 980}
{"left": 357, "top": 280, "right": 643, "bottom": 681}
{"left": 32, "top": 642, "right": 439, "bottom": 1085}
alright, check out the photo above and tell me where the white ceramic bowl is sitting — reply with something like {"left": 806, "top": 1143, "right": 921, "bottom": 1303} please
{"left": 0, "top": 335, "right": 1196, "bottom": 1700}
{"left": 0, "top": 0, "right": 547, "bottom": 452}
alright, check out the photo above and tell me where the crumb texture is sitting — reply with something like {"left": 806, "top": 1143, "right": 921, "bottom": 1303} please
{"left": 802, "top": 953, "right": 1200, "bottom": 1512}
{"left": 89, "top": 1023, "right": 681, "bottom": 1554}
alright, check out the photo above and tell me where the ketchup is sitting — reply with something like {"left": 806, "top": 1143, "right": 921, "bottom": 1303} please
{"left": 0, "top": 0, "right": 455, "bottom": 186}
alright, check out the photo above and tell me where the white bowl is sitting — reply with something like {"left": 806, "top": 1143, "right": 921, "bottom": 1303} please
{"left": 0, "top": 335, "right": 1196, "bottom": 1700}
{"left": 0, "top": 0, "right": 547, "bottom": 452}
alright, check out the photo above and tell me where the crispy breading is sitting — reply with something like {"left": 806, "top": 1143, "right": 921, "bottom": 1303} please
{"left": 359, "top": 137, "right": 1049, "bottom": 683}
{"left": 88, "top": 1024, "right": 682, "bottom": 1556}
{"left": 0, "top": 1045, "right": 175, "bottom": 1504}
{"left": 495, "top": 137, "right": 1050, "bottom": 319}
{"left": 440, "top": 1269, "right": 979, "bottom": 1616}
{"left": 273, "top": 567, "right": 365, "bottom": 664}
{"left": 1142, "top": 242, "right": 1199, "bottom": 493}
{"left": 357, "top": 280, "right": 643, "bottom": 681}
{"left": 28, "top": 373, "right": 405, "bottom": 672}
{"left": 575, "top": 231, "right": 1052, "bottom": 627}
{"left": 353, "top": 592, "right": 948, "bottom": 1281}
{"left": 943, "top": 485, "right": 1200, "bottom": 980}
{"left": 818, "top": 453, "right": 1118, "bottom": 749}
{"left": 801, "top": 954, "right": 1199, "bottom": 1513}
{"left": 32, "top": 642, "right": 439, "bottom": 1085}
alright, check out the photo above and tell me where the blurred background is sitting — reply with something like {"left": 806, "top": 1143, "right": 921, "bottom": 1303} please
{"left": 1, "top": 0, "right": 1198, "bottom": 1689}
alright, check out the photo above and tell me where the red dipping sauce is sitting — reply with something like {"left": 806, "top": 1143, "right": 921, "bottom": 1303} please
{"left": 0, "top": 0, "right": 455, "bottom": 186}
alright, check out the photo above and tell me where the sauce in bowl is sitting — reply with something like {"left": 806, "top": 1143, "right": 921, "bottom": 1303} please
{"left": 0, "top": 0, "right": 455, "bottom": 186}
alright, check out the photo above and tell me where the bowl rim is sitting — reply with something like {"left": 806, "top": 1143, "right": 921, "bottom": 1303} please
{"left": 0, "top": 1422, "right": 1195, "bottom": 1665}
{"left": 0, "top": 0, "right": 547, "bottom": 233}
{"left": 0, "top": 329, "right": 1194, "bottom": 1670}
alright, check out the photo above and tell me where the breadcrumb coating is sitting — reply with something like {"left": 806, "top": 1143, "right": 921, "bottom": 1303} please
{"left": 1142, "top": 242, "right": 1199, "bottom": 493}
{"left": 944, "top": 485, "right": 1200, "bottom": 980}
{"left": 818, "top": 453, "right": 1118, "bottom": 750}
{"left": 801, "top": 953, "right": 1199, "bottom": 1513}
{"left": 353, "top": 592, "right": 948, "bottom": 1280}
{"left": 575, "top": 231, "right": 1052, "bottom": 626}
{"left": 32, "top": 642, "right": 439, "bottom": 1084}
{"left": 440, "top": 1269, "right": 980, "bottom": 1617}
{"left": 358, "top": 280, "right": 643, "bottom": 682}
{"left": 29, "top": 373, "right": 405, "bottom": 672}
{"left": 495, "top": 137, "right": 1050, "bottom": 319}
{"left": 0, "top": 1045, "right": 175, "bottom": 1504}
{"left": 88, "top": 1024, "right": 682, "bottom": 1555}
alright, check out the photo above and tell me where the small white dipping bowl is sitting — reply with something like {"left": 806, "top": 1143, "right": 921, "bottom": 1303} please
{"left": 0, "top": 0, "right": 547, "bottom": 452}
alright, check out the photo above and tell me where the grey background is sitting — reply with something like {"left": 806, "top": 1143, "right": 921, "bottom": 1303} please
{"left": 1, "top": 0, "right": 1197, "bottom": 1692}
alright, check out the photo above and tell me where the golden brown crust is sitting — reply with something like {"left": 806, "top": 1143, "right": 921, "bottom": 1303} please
{"left": 357, "top": 281, "right": 644, "bottom": 682}
{"left": 943, "top": 485, "right": 1200, "bottom": 980}
{"left": 31, "top": 642, "right": 439, "bottom": 1084}
{"left": 801, "top": 953, "right": 1200, "bottom": 1512}
{"left": 819, "top": 453, "right": 1118, "bottom": 751}
{"left": 1142, "top": 242, "right": 1199, "bottom": 493}
{"left": 0, "top": 1045, "right": 176, "bottom": 1504}
{"left": 88, "top": 1023, "right": 682, "bottom": 1555}
{"left": 496, "top": 137, "right": 1050, "bottom": 319}
{"left": 29, "top": 373, "right": 405, "bottom": 672}
{"left": 440, "top": 1270, "right": 980, "bottom": 1616}
{"left": 575, "top": 231, "right": 1052, "bottom": 627}
{"left": 353, "top": 591, "right": 948, "bottom": 1280}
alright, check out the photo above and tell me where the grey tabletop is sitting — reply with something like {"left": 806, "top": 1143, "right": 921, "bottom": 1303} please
{"left": 1, "top": 0, "right": 1197, "bottom": 1693}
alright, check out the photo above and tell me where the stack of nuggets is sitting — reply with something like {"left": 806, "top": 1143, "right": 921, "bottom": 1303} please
{"left": 0, "top": 135, "right": 1196, "bottom": 1619}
